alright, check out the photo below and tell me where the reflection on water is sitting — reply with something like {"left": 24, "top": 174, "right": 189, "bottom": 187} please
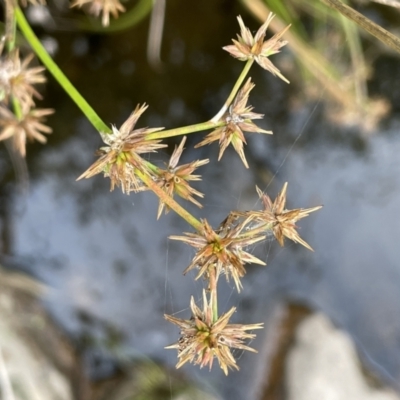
{"left": 1, "top": 2, "right": 400, "bottom": 399}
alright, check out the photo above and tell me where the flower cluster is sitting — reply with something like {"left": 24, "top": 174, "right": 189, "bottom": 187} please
{"left": 196, "top": 78, "right": 271, "bottom": 168}
{"left": 0, "top": 40, "right": 52, "bottom": 156}
{"left": 223, "top": 14, "right": 291, "bottom": 83}
{"left": 77, "top": 104, "right": 165, "bottom": 194}
{"left": 155, "top": 136, "right": 209, "bottom": 219}
{"left": 165, "top": 290, "right": 263, "bottom": 375}
{"left": 170, "top": 216, "right": 266, "bottom": 292}
{"left": 251, "top": 183, "right": 323, "bottom": 251}
{"left": 71, "top": 0, "right": 125, "bottom": 26}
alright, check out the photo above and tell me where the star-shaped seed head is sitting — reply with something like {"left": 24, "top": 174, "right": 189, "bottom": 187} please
{"left": 195, "top": 78, "right": 272, "bottom": 168}
{"left": 165, "top": 290, "right": 263, "bottom": 375}
{"left": 0, "top": 105, "right": 53, "bottom": 157}
{"left": 0, "top": 49, "right": 46, "bottom": 110}
{"left": 170, "top": 216, "right": 266, "bottom": 292}
{"left": 223, "top": 13, "right": 290, "bottom": 83}
{"left": 155, "top": 136, "right": 209, "bottom": 219}
{"left": 77, "top": 103, "right": 165, "bottom": 194}
{"left": 253, "top": 183, "right": 322, "bottom": 251}
{"left": 71, "top": 0, "right": 126, "bottom": 26}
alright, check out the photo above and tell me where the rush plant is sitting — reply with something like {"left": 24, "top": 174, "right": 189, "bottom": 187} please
{"left": 1, "top": 1, "right": 322, "bottom": 375}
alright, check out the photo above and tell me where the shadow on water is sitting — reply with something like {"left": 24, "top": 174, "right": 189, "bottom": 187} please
{"left": 1, "top": 0, "right": 400, "bottom": 398}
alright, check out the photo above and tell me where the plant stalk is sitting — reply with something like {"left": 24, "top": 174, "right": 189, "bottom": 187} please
{"left": 145, "top": 120, "right": 225, "bottom": 140}
{"left": 211, "top": 59, "right": 254, "bottom": 122}
{"left": 137, "top": 170, "right": 203, "bottom": 231}
{"left": 209, "top": 267, "right": 218, "bottom": 323}
{"left": 15, "top": 6, "right": 111, "bottom": 134}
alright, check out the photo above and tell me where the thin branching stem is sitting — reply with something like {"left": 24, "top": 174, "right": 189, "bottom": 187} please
{"left": 211, "top": 59, "right": 254, "bottom": 122}
{"left": 5, "top": 0, "right": 16, "bottom": 52}
{"left": 320, "top": 0, "right": 400, "bottom": 53}
{"left": 15, "top": 6, "right": 111, "bottom": 134}
{"left": 137, "top": 169, "right": 203, "bottom": 231}
{"left": 145, "top": 120, "right": 225, "bottom": 140}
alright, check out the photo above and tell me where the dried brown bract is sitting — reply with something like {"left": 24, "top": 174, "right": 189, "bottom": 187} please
{"left": 77, "top": 104, "right": 165, "bottom": 194}
{"left": 223, "top": 13, "right": 290, "bottom": 83}
{"left": 71, "top": 0, "right": 125, "bottom": 27}
{"left": 0, "top": 49, "right": 46, "bottom": 110}
{"left": 195, "top": 78, "right": 271, "bottom": 168}
{"left": 155, "top": 136, "right": 209, "bottom": 219}
{"left": 165, "top": 290, "right": 263, "bottom": 375}
{"left": 170, "top": 216, "right": 266, "bottom": 292}
{"left": 252, "top": 183, "right": 322, "bottom": 251}
{"left": 0, "top": 105, "right": 53, "bottom": 157}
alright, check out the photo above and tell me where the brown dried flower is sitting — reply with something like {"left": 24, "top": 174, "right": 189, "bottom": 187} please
{"left": 195, "top": 78, "right": 271, "bottom": 168}
{"left": 77, "top": 104, "right": 165, "bottom": 194}
{"left": 165, "top": 290, "right": 263, "bottom": 375}
{"left": 0, "top": 49, "right": 46, "bottom": 109}
{"left": 155, "top": 136, "right": 209, "bottom": 219}
{"left": 0, "top": 105, "right": 53, "bottom": 157}
{"left": 170, "top": 216, "right": 266, "bottom": 292}
{"left": 252, "top": 183, "right": 322, "bottom": 251}
{"left": 223, "top": 13, "right": 290, "bottom": 83}
{"left": 71, "top": 0, "right": 126, "bottom": 26}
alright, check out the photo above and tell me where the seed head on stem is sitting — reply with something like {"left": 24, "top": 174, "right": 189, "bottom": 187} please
{"left": 223, "top": 13, "right": 291, "bottom": 83}
{"left": 155, "top": 136, "right": 209, "bottom": 219}
{"left": 77, "top": 103, "right": 165, "bottom": 194}
{"left": 250, "top": 183, "right": 322, "bottom": 251}
{"left": 170, "top": 215, "right": 266, "bottom": 292}
{"left": 0, "top": 49, "right": 46, "bottom": 109}
{"left": 196, "top": 78, "right": 271, "bottom": 168}
{"left": 165, "top": 289, "right": 263, "bottom": 375}
{"left": 0, "top": 104, "right": 53, "bottom": 156}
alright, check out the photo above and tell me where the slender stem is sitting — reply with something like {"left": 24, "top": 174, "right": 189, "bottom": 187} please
{"left": 320, "top": 0, "right": 400, "bottom": 53}
{"left": 146, "top": 120, "right": 225, "bottom": 140}
{"left": 209, "top": 267, "right": 218, "bottom": 323}
{"left": 211, "top": 59, "right": 254, "bottom": 122}
{"left": 15, "top": 7, "right": 111, "bottom": 134}
{"left": 5, "top": 0, "right": 16, "bottom": 52}
{"left": 137, "top": 170, "right": 203, "bottom": 231}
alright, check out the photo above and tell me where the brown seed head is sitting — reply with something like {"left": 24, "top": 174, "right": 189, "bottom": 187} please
{"left": 155, "top": 136, "right": 209, "bottom": 219}
{"left": 170, "top": 216, "right": 266, "bottom": 291}
{"left": 195, "top": 78, "right": 272, "bottom": 168}
{"left": 0, "top": 105, "right": 53, "bottom": 157}
{"left": 77, "top": 104, "right": 165, "bottom": 194}
{"left": 165, "top": 290, "right": 263, "bottom": 375}
{"left": 0, "top": 49, "right": 46, "bottom": 109}
{"left": 252, "top": 183, "right": 322, "bottom": 251}
{"left": 223, "top": 13, "right": 290, "bottom": 83}
{"left": 71, "top": 0, "right": 125, "bottom": 26}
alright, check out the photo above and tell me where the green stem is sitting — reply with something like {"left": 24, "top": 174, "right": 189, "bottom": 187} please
{"left": 211, "top": 59, "right": 254, "bottom": 122}
{"left": 137, "top": 170, "right": 203, "bottom": 231}
{"left": 145, "top": 120, "right": 225, "bottom": 141}
{"left": 15, "top": 6, "right": 111, "bottom": 134}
